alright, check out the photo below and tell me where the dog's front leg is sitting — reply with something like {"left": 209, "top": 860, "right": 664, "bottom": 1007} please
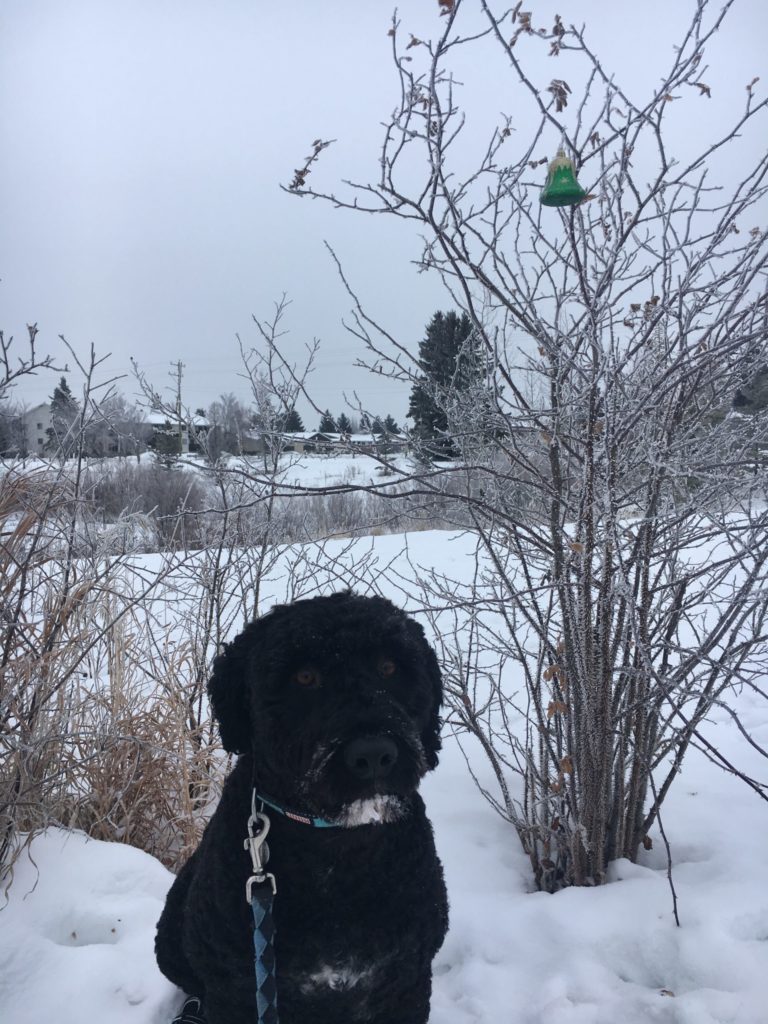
{"left": 368, "top": 978, "right": 432, "bottom": 1024}
{"left": 198, "top": 983, "right": 256, "bottom": 1024}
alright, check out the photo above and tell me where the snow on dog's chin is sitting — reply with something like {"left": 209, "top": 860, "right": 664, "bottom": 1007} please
{"left": 337, "top": 794, "right": 405, "bottom": 827}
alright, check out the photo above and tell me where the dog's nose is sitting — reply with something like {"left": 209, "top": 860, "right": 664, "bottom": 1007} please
{"left": 343, "top": 736, "right": 398, "bottom": 781}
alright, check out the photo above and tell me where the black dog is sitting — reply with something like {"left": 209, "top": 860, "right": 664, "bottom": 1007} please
{"left": 156, "top": 591, "right": 449, "bottom": 1024}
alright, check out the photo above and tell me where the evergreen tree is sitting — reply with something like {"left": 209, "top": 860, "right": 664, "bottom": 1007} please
{"left": 408, "top": 311, "right": 479, "bottom": 458}
{"left": 337, "top": 412, "right": 353, "bottom": 434}
{"left": 383, "top": 414, "right": 400, "bottom": 434}
{"left": 46, "top": 376, "right": 80, "bottom": 454}
{"left": 0, "top": 398, "right": 21, "bottom": 455}
{"left": 319, "top": 409, "right": 337, "bottom": 432}
{"left": 733, "top": 361, "right": 768, "bottom": 413}
{"left": 359, "top": 412, "right": 371, "bottom": 432}
{"left": 282, "top": 408, "right": 305, "bottom": 432}
{"left": 371, "top": 416, "right": 385, "bottom": 435}
{"left": 152, "top": 422, "right": 183, "bottom": 463}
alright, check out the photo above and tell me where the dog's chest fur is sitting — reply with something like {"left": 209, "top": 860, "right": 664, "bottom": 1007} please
{"left": 296, "top": 958, "right": 380, "bottom": 996}
{"left": 237, "top": 775, "right": 446, "bottom": 1018}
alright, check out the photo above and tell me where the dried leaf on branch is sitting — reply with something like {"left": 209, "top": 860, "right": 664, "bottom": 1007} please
{"left": 548, "top": 79, "right": 571, "bottom": 111}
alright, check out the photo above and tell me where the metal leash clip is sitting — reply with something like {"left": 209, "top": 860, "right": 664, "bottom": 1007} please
{"left": 244, "top": 792, "right": 277, "bottom": 901}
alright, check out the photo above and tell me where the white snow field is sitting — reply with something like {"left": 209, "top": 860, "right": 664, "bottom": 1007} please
{"left": 8, "top": 451, "right": 412, "bottom": 490}
{"left": 1, "top": 529, "right": 767, "bottom": 1024}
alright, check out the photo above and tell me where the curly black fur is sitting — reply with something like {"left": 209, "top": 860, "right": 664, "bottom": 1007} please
{"left": 156, "top": 592, "right": 449, "bottom": 1024}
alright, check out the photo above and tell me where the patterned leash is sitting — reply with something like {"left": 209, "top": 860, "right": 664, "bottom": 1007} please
{"left": 244, "top": 792, "right": 279, "bottom": 1024}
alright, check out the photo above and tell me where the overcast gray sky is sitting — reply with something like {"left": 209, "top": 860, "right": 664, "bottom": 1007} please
{"left": 1, "top": 0, "right": 765, "bottom": 425}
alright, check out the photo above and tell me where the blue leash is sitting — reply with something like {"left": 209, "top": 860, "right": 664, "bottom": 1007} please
{"left": 174, "top": 790, "right": 339, "bottom": 1024}
{"left": 243, "top": 789, "right": 344, "bottom": 1023}
{"left": 244, "top": 794, "right": 279, "bottom": 1024}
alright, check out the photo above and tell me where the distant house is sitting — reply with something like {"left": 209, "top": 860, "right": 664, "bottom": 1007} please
{"left": 145, "top": 411, "right": 210, "bottom": 454}
{"left": 20, "top": 403, "right": 53, "bottom": 453}
{"left": 18, "top": 401, "right": 134, "bottom": 457}
{"left": 239, "top": 433, "right": 268, "bottom": 456}
{"left": 238, "top": 432, "right": 321, "bottom": 456}
{"left": 343, "top": 432, "right": 407, "bottom": 455}
{"left": 280, "top": 431, "right": 335, "bottom": 453}
{"left": 277, "top": 430, "right": 408, "bottom": 456}
{"left": 10, "top": 402, "right": 217, "bottom": 459}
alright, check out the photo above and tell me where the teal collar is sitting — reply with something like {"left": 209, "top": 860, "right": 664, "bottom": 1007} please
{"left": 256, "top": 792, "right": 341, "bottom": 829}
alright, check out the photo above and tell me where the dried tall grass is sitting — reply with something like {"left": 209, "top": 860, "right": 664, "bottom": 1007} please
{"left": 0, "top": 466, "right": 230, "bottom": 883}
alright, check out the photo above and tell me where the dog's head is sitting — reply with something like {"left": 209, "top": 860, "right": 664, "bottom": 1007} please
{"left": 208, "top": 591, "right": 443, "bottom": 821}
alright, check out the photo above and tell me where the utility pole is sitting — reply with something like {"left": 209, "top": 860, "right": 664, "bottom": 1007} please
{"left": 169, "top": 361, "right": 185, "bottom": 454}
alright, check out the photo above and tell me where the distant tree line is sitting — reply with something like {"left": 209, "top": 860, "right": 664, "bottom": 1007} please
{"left": 316, "top": 410, "right": 400, "bottom": 434}
{"left": 3, "top": 320, "right": 762, "bottom": 462}
{"left": 0, "top": 377, "right": 405, "bottom": 461}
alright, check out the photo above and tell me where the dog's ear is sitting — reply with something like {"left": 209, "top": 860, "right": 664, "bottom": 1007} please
{"left": 208, "top": 620, "right": 262, "bottom": 754}
{"left": 405, "top": 618, "right": 444, "bottom": 770}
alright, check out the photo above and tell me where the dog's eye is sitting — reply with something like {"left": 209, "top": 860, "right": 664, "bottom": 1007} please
{"left": 292, "top": 668, "right": 321, "bottom": 688}
{"left": 378, "top": 659, "right": 397, "bottom": 678}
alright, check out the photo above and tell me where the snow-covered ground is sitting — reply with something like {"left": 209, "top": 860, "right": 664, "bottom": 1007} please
{"left": 3, "top": 451, "right": 414, "bottom": 491}
{"left": 225, "top": 451, "right": 415, "bottom": 489}
{"left": 1, "top": 529, "right": 767, "bottom": 1024}
{"left": 3, "top": 712, "right": 766, "bottom": 1024}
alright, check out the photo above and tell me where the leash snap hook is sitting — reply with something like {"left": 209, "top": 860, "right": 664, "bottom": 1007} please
{"left": 244, "top": 806, "right": 277, "bottom": 900}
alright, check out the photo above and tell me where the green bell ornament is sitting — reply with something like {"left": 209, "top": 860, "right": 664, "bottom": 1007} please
{"left": 539, "top": 148, "right": 586, "bottom": 208}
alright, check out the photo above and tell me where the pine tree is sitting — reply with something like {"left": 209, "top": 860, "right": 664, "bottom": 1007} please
{"left": 733, "top": 361, "right": 768, "bottom": 413}
{"left": 337, "top": 412, "right": 353, "bottom": 434}
{"left": 46, "top": 376, "right": 80, "bottom": 454}
{"left": 383, "top": 414, "right": 400, "bottom": 434}
{"left": 408, "top": 311, "right": 479, "bottom": 458}
{"left": 152, "top": 423, "right": 183, "bottom": 463}
{"left": 319, "top": 410, "right": 337, "bottom": 432}
{"left": 0, "top": 397, "right": 20, "bottom": 456}
{"left": 282, "top": 408, "right": 305, "bottom": 432}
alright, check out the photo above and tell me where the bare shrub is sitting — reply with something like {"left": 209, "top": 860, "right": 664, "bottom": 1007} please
{"left": 0, "top": 468, "right": 187, "bottom": 876}
{"left": 86, "top": 460, "right": 213, "bottom": 550}
{"left": 1, "top": 334, "right": 332, "bottom": 881}
{"left": 0, "top": 347, "right": 230, "bottom": 881}
{"left": 288, "top": 0, "right": 768, "bottom": 890}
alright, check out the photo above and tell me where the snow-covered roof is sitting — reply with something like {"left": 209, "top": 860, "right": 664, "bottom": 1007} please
{"left": 144, "top": 412, "right": 210, "bottom": 428}
{"left": 22, "top": 402, "right": 51, "bottom": 416}
{"left": 346, "top": 432, "right": 405, "bottom": 443}
{"left": 281, "top": 431, "right": 332, "bottom": 441}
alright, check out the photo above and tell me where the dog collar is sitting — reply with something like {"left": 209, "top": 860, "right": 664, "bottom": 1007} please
{"left": 255, "top": 791, "right": 341, "bottom": 829}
